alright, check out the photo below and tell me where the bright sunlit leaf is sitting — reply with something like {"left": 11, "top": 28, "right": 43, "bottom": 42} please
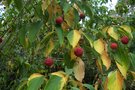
{"left": 107, "top": 70, "right": 124, "bottom": 90}
{"left": 67, "top": 30, "right": 81, "bottom": 48}
{"left": 101, "top": 51, "right": 111, "bottom": 70}
{"left": 107, "top": 27, "right": 119, "bottom": 40}
{"left": 102, "top": 26, "right": 110, "bottom": 33}
{"left": 120, "top": 25, "right": 133, "bottom": 38}
{"left": 116, "top": 62, "right": 128, "bottom": 79}
{"left": 94, "top": 39, "right": 105, "bottom": 54}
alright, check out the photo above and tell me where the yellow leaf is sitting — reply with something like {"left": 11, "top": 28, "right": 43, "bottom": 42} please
{"left": 101, "top": 51, "right": 111, "bottom": 70}
{"left": 67, "top": 30, "right": 81, "bottom": 48}
{"left": 73, "top": 3, "right": 82, "bottom": 13}
{"left": 73, "top": 58, "right": 85, "bottom": 82}
{"left": 45, "top": 39, "right": 54, "bottom": 57}
{"left": 102, "top": 26, "right": 110, "bottom": 33}
{"left": 42, "top": 0, "right": 51, "bottom": 14}
{"left": 71, "top": 48, "right": 77, "bottom": 60}
{"left": 64, "top": 8, "right": 74, "bottom": 27}
{"left": 28, "top": 73, "right": 43, "bottom": 81}
{"left": 54, "top": 4, "right": 62, "bottom": 15}
{"left": 107, "top": 27, "right": 119, "bottom": 40}
{"left": 120, "top": 25, "right": 133, "bottom": 38}
{"left": 61, "top": 21, "right": 70, "bottom": 31}
{"left": 93, "top": 39, "right": 105, "bottom": 54}
{"left": 130, "top": 71, "right": 135, "bottom": 80}
{"left": 107, "top": 70, "right": 124, "bottom": 90}
{"left": 104, "top": 78, "right": 108, "bottom": 90}
{"left": 96, "top": 59, "right": 103, "bottom": 74}
{"left": 47, "top": 1, "right": 62, "bottom": 20}
{"left": 25, "top": 37, "right": 29, "bottom": 48}
{"left": 51, "top": 71, "right": 68, "bottom": 90}
{"left": 94, "top": 80, "right": 99, "bottom": 90}
{"left": 52, "top": 71, "right": 68, "bottom": 84}
{"left": 76, "top": 81, "right": 86, "bottom": 90}
{"left": 116, "top": 62, "right": 127, "bottom": 79}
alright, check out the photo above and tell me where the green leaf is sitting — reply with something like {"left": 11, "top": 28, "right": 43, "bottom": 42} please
{"left": 16, "top": 80, "right": 27, "bottom": 90}
{"left": 64, "top": 52, "right": 75, "bottom": 69}
{"left": 7, "top": 0, "right": 12, "bottom": 6}
{"left": 65, "top": 67, "right": 73, "bottom": 75}
{"left": 44, "top": 74, "right": 66, "bottom": 90}
{"left": 56, "top": 26, "right": 64, "bottom": 46}
{"left": 41, "top": 31, "right": 55, "bottom": 47}
{"left": 129, "top": 53, "right": 135, "bottom": 71}
{"left": 83, "top": 84, "right": 95, "bottom": 90}
{"left": 27, "top": 21, "right": 43, "bottom": 43}
{"left": 18, "top": 25, "right": 27, "bottom": 46}
{"left": 27, "top": 75, "right": 44, "bottom": 90}
{"left": 35, "top": 1, "right": 43, "bottom": 18}
{"left": 73, "top": 8, "right": 80, "bottom": 25}
{"left": 83, "top": 3, "right": 94, "bottom": 18}
{"left": 14, "top": 0, "right": 23, "bottom": 11}
{"left": 81, "top": 31, "right": 93, "bottom": 47}
{"left": 113, "top": 46, "right": 130, "bottom": 78}
{"left": 71, "top": 87, "right": 80, "bottom": 90}
{"left": 62, "top": 2, "right": 71, "bottom": 13}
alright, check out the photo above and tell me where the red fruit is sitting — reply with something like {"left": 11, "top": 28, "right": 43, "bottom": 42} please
{"left": 121, "top": 36, "right": 129, "bottom": 44}
{"left": 110, "top": 43, "right": 118, "bottom": 49}
{"left": 0, "top": 37, "right": 2, "bottom": 43}
{"left": 74, "top": 47, "right": 83, "bottom": 57}
{"left": 55, "top": 16, "right": 63, "bottom": 24}
{"left": 44, "top": 57, "right": 54, "bottom": 67}
{"left": 79, "top": 13, "right": 85, "bottom": 19}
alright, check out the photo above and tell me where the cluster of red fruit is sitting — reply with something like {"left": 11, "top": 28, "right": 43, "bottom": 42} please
{"left": 44, "top": 47, "right": 84, "bottom": 67}
{"left": 44, "top": 13, "right": 85, "bottom": 67}
{"left": 55, "top": 13, "right": 85, "bottom": 25}
{"left": 110, "top": 36, "right": 129, "bottom": 49}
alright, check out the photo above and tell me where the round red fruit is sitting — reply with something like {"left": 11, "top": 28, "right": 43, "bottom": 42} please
{"left": 55, "top": 16, "right": 63, "bottom": 24}
{"left": 110, "top": 43, "right": 118, "bottom": 49}
{"left": 79, "top": 13, "right": 85, "bottom": 19}
{"left": 121, "top": 36, "right": 129, "bottom": 44}
{"left": 44, "top": 57, "right": 54, "bottom": 67}
{"left": 74, "top": 47, "right": 83, "bottom": 57}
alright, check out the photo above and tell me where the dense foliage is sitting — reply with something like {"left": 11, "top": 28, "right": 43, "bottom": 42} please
{"left": 0, "top": 0, "right": 135, "bottom": 90}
